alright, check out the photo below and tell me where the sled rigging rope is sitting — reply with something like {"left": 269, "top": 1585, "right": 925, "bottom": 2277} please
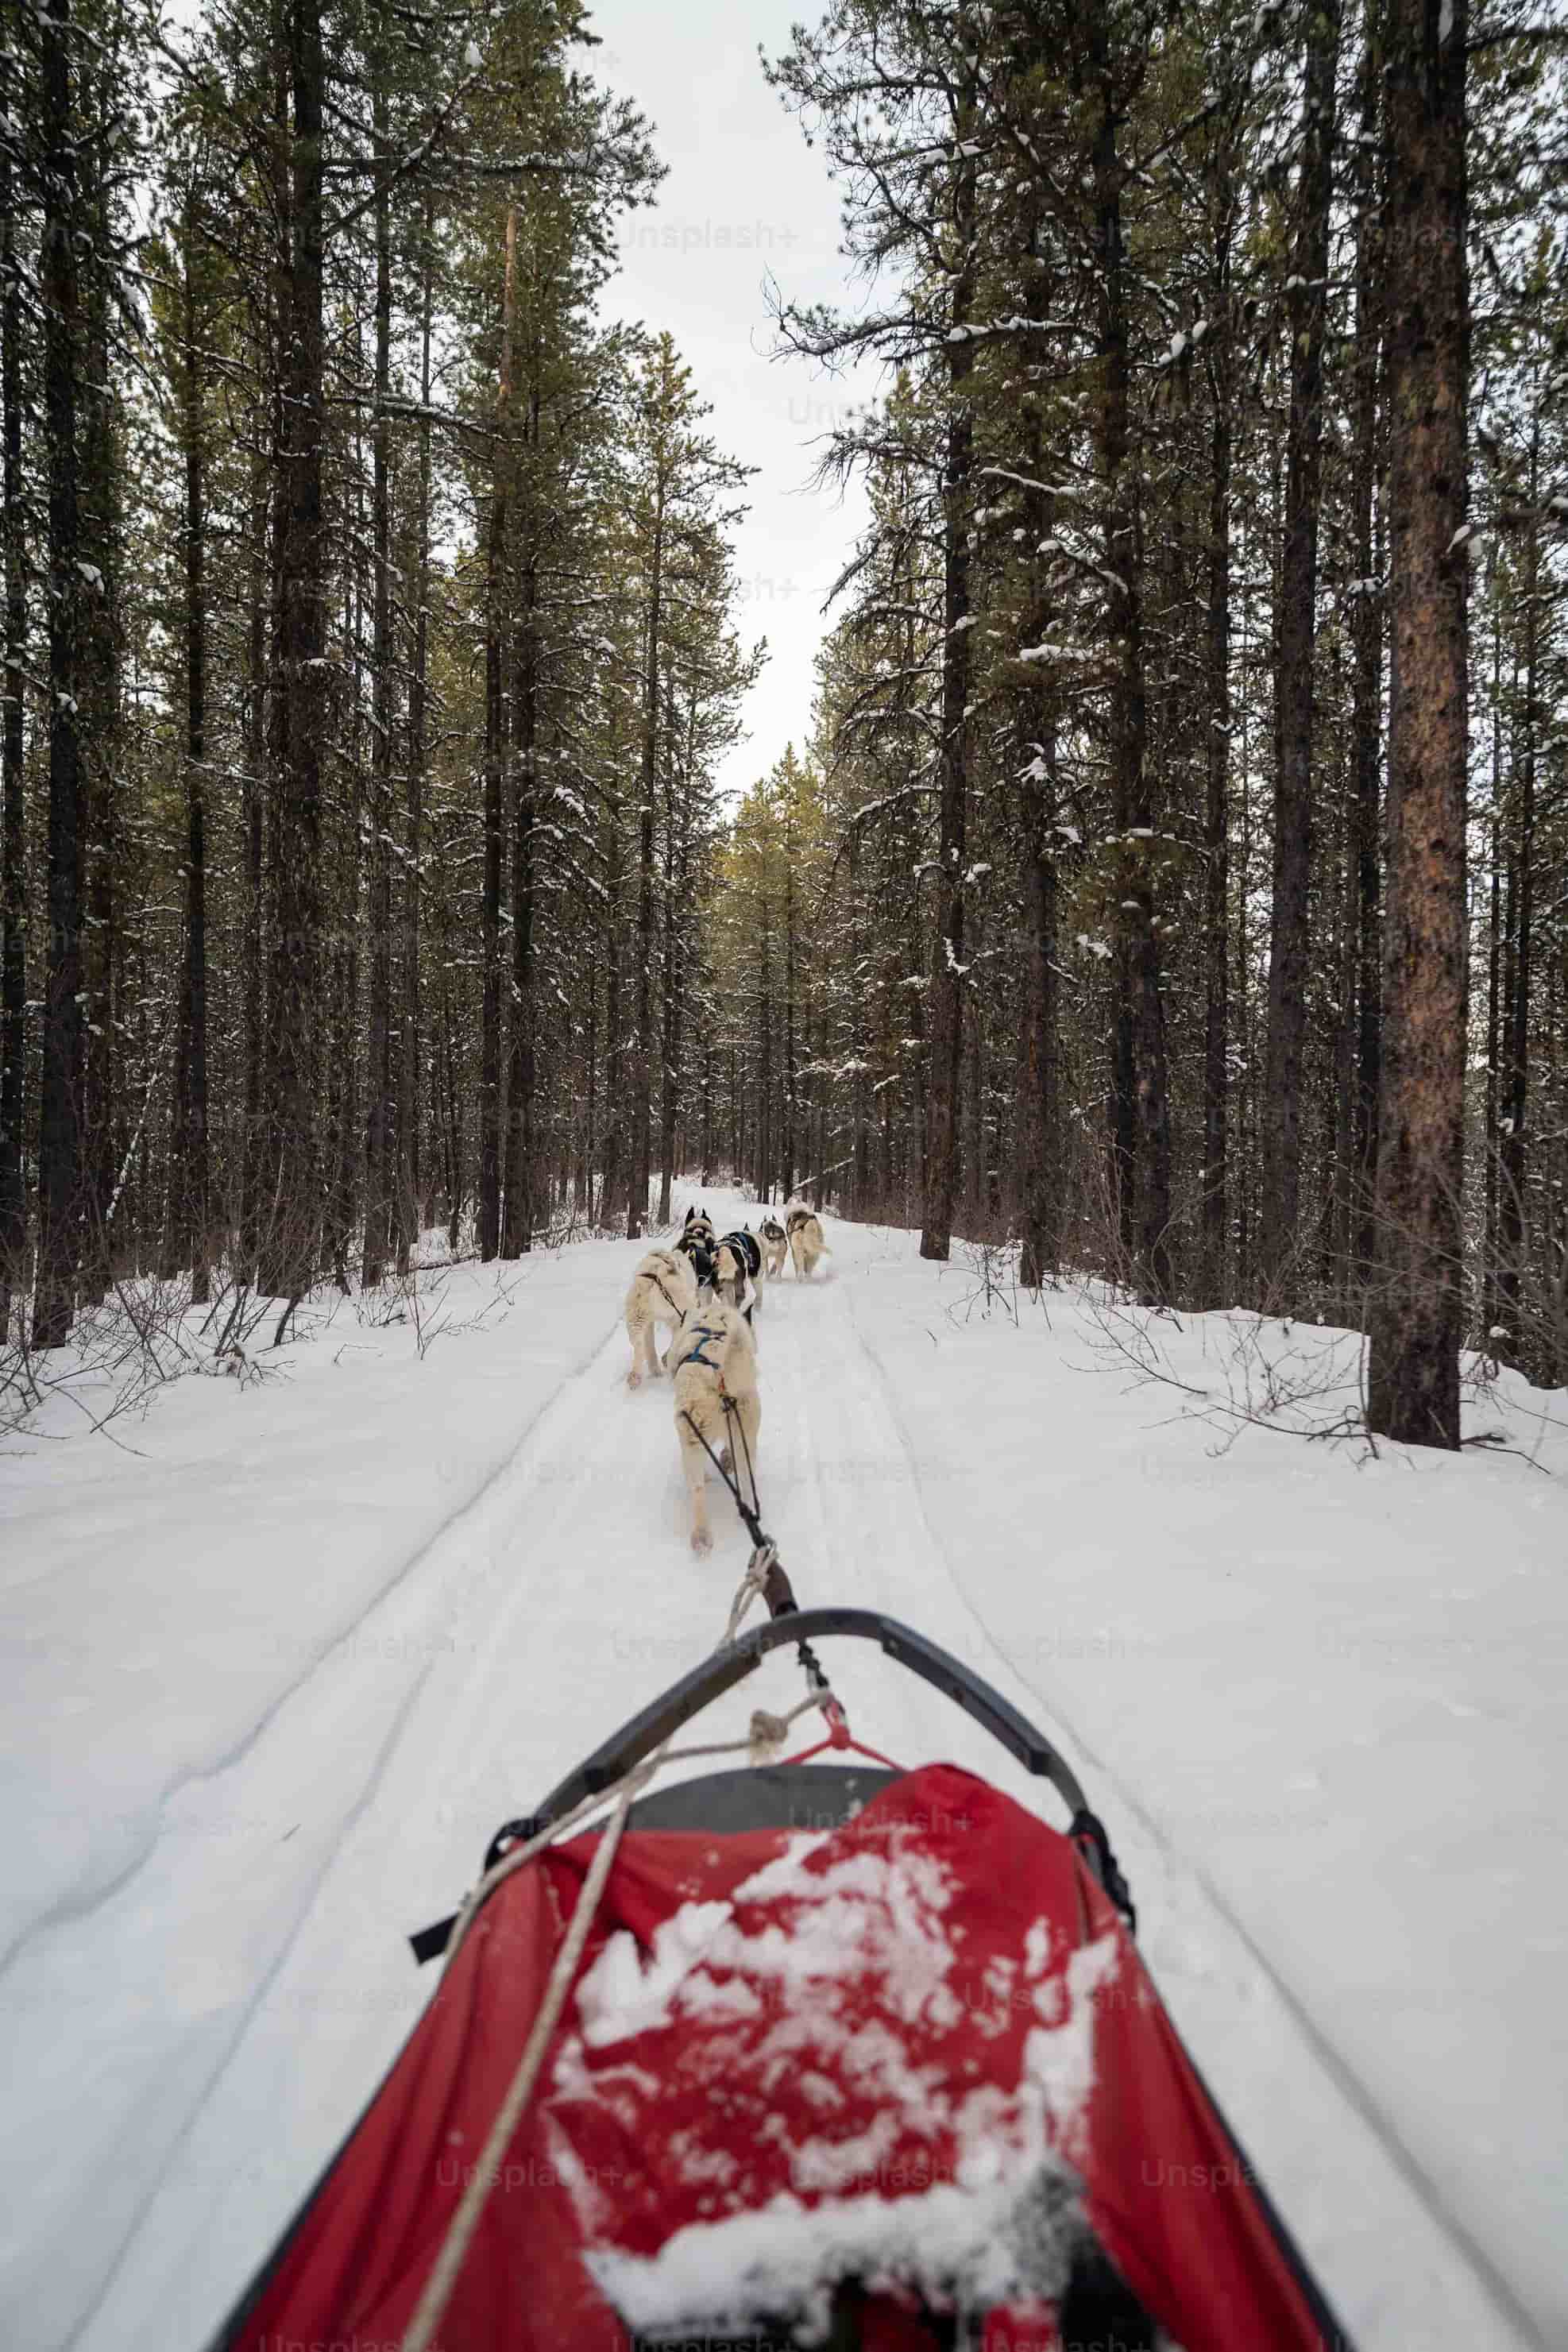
{"left": 680, "top": 1400, "right": 852, "bottom": 1748}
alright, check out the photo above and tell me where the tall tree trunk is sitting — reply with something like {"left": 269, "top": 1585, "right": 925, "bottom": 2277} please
{"left": 628, "top": 484, "right": 663, "bottom": 1242}
{"left": 35, "top": 0, "right": 86, "bottom": 1348}
{"left": 1, "top": 66, "right": 28, "bottom": 1338}
{"left": 757, "top": 900, "right": 772, "bottom": 1201}
{"left": 1497, "top": 473, "right": 1538, "bottom": 1365}
{"left": 1198, "top": 115, "right": 1239, "bottom": 1307}
{"left": 1350, "top": 17, "right": 1385, "bottom": 1294}
{"left": 657, "top": 705, "right": 684, "bottom": 1226}
{"left": 1366, "top": 0, "right": 1469, "bottom": 1448}
{"left": 241, "top": 448, "right": 268, "bottom": 1279}
{"left": 1481, "top": 628, "right": 1502, "bottom": 1345}
{"left": 479, "top": 207, "right": 517, "bottom": 1263}
{"left": 362, "top": 95, "right": 393, "bottom": 1288}
{"left": 1261, "top": 0, "right": 1342, "bottom": 1297}
{"left": 77, "top": 195, "right": 118, "bottom": 1310}
{"left": 502, "top": 538, "right": 538, "bottom": 1257}
{"left": 601, "top": 778, "right": 625, "bottom": 1226}
{"left": 920, "top": 136, "right": 975, "bottom": 1264}
{"left": 1017, "top": 743, "right": 1060, "bottom": 1289}
{"left": 1013, "top": 182, "right": 1061, "bottom": 1292}
{"left": 398, "top": 205, "right": 434, "bottom": 1274}
{"left": 783, "top": 802, "right": 798, "bottom": 1202}
{"left": 177, "top": 214, "right": 210, "bottom": 1302}
{"left": 261, "top": 0, "right": 326, "bottom": 1302}
{"left": 1093, "top": 50, "right": 1170, "bottom": 1304}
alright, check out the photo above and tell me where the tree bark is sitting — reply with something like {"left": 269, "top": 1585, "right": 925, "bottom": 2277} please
{"left": 479, "top": 207, "right": 517, "bottom": 1263}
{"left": 1350, "top": 19, "right": 1385, "bottom": 1295}
{"left": 398, "top": 205, "right": 434, "bottom": 1274}
{"left": 502, "top": 532, "right": 538, "bottom": 1257}
{"left": 1366, "top": 0, "right": 1470, "bottom": 1448}
{"left": 176, "top": 208, "right": 210, "bottom": 1302}
{"left": 35, "top": 0, "right": 86, "bottom": 1349}
{"left": 920, "top": 136, "right": 975, "bottom": 1264}
{"left": 628, "top": 473, "right": 663, "bottom": 1242}
{"left": 1496, "top": 471, "right": 1538, "bottom": 1365}
{"left": 361, "top": 91, "right": 394, "bottom": 1288}
{"left": 241, "top": 446, "right": 268, "bottom": 1280}
{"left": 261, "top": 0, "right": 327, "bottom": 1301}
{"left": 1017, "top": 743, "right": 1060, "bottom": 1289}
{"left": 1198, "top": 91, "right": 1242, "bottom": 1308}
{"left": 1092, "top": 46, "right": 1170, "bottom": 1304}
{"left": 1261, "top": 0, "right": 1342, "bottom": 1297}
{"left": 1, "top": 64, "right": 28, "bottom": 1338}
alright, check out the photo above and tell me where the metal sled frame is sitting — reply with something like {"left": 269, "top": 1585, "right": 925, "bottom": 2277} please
{"left": 480, "top": 1609, "right": 1134, "bottom": 1925}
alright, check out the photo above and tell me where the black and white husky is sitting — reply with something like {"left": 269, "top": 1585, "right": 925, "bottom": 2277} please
{"left": 679, "top": 1203, "right": 717, "bottom": 1254}
{"left": 714, "top": 1226, "right": 763, "bottom": 1324}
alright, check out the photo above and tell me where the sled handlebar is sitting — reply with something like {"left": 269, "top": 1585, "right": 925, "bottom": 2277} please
{"left": 409, "top": 1611, "right": 1134, "bottom": 1964}
{"left": 504, "top": 1609, "right": 1093, "bottom": 1849}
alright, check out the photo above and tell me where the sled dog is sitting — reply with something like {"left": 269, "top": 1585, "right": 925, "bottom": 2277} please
{"left": 624, "top": 1246, "right": 697, "bottom": 1388}
{"left": 759, "top": 1217, "right": 788, "bottom": 1281}
{"left": 682, "top": 1238, "right": 718, "bottom": 1297}
{"left": 786, "top": 1204, "right": 828, "bottom": 1280}
{"left": 714, "top": 1226, "right": 763, "bottom": 1323}
{"left": 681, "top": 1203, "right": 716, "bottom": 1253}
{"left": 669, "top": 1301, "right": 762, "bottom": 1554}
{"left": 675, "top": 1220, "right": 718, "bottom": 1300}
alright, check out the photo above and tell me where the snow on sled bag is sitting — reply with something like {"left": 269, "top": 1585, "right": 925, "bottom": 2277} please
{"left": 210, "top": 1609, "right": 1351, "bottom": 2352}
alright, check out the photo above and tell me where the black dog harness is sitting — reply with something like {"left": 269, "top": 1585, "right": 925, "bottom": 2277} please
{"left": 639, "top": 1263, "right": 687, "bottom": 1317}
{"left": 718, "top": 1230, "right": 762, "bottom": 1280}
{"left": 675, "top": 1237, "right": 716, "bottom": 1292}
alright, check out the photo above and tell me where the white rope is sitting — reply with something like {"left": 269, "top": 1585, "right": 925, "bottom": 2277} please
{"left": 722, "top": 1541, "right": 774, "bottom": 1643}
{"left": 402, "top": 1749, "right": 655, "bottom": 2352}
{"left": 404, "top": 1542, "right": 832, "bottom": 2350}
{"left": 438, "top": 1678, "right": 832, "bottom": 1975}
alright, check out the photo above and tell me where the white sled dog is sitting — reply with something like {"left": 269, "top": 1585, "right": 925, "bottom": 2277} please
{"left": 786, "top": 1204, "right": 828, "bottom": 1280}
{"left": 759, "top": 1216, "right": 788, "bottom": 1281}
{"left": 624, "top": 1246, "right": 697, "bottom": 1388}
{"left": 668, "top": 1302, "right": 762, "bottom": 1553}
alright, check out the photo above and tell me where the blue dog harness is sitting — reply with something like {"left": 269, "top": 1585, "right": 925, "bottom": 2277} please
{"left": 682, "top": 1319, "right": 729, "bottom": 1373}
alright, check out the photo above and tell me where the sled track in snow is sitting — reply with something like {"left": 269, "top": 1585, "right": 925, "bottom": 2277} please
{"left": 48, "top": 1317, "right": 643, "bottom": 2352}
{"left": 0, "top": 1305, "right": 624, "bottom": 1995}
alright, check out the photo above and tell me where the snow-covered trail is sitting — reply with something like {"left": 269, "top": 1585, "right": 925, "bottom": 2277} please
{"left": 2, "top": 1199, "right": 1562, "bottom": 2351}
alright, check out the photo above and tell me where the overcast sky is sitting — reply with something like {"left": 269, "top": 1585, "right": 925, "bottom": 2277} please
{"left": 581, "top": 0, "right": 876, "bottom": 803}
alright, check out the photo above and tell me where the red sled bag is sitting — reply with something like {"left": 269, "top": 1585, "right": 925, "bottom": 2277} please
{"left": 211, "top": 1612, "right": 1351, "bottom": 2352}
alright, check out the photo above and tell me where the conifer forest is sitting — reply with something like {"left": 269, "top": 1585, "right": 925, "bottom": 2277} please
{"left": 2, "top": 0, "right": 1566, "bottom": 1450}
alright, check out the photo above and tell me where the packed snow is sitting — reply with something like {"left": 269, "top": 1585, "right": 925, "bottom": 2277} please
{"left": 560, "top": 1800, "right": 1116, "bottom": 2334}
{"left": 2, "top": 1195, "right": 1565, "bottom": 2350}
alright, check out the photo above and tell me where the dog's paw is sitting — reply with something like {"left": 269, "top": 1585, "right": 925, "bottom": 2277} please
{"left": 627, "top": 1369, "right": 643, "bottom": 1389}
{"left": 690, "top": 1526, "right": 713, "bottom": 1555}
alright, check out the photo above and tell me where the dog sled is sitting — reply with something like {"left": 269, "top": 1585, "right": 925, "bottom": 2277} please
{"left": 209, "top": 1547, "right": 1353, "bottom": 2352}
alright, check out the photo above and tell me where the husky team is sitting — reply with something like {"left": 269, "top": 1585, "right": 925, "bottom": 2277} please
{"left": 623, "top": 1199, "right": 828, "bottom": 1551}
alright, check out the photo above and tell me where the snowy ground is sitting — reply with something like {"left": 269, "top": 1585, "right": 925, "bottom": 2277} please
{"left": 2, "top": 1196, "right": 1565, "bottom": 2351}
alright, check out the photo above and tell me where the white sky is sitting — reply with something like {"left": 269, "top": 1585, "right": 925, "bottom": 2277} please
{"left": 583, "top": 0, "right": 875, "bottom": 801}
